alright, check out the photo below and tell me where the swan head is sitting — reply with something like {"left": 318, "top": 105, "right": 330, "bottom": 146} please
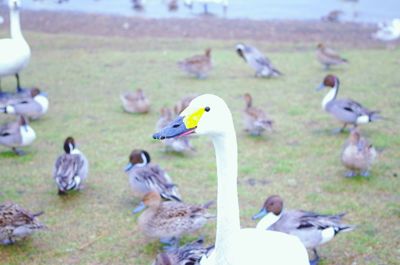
{"left": 124, "top": 149, "right": 151, "bottom": 171}
{"left": 153, "top": 94, "right": 233, "bottom": 140}
{"left": 8, "top": 0, "right": 21, "bottom": 10}
{"left": 252, "top": 195, "right": 283, "bottom": 220}
{"left": 316, "top": 74, "right": 339, "bottom": 91}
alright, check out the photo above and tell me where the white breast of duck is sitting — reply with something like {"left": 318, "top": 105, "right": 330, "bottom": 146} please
{"left": 34, "top": 94, "right": 49, "bottom": 114}
{"left": 19, "top": 125, "right": 36, "bottom": 146}
{"left": 321, "top": 88, "right": 337, "bottom": 111}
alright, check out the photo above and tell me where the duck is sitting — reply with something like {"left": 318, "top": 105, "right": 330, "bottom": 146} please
{"left": 0, "top": 202, "right": 45, "bottom": 245}
{"left": 0, "top": 115, "right": 35, "bottom": 155}
{"left": 252, "top": 195, "right": 354, "bottom": 265}
{"left": 120, "top": 88, "right": 150, "bottom": 114}
{"left": 153, "top": 94, "right": 309, "bottom": 265}
{"left": 316, "top": 43, "right": 348, "bottom": 70}
{"left": 156, "top": 107, "right": 194, "bottom": 153}
{"left": 184, "top": 0, "right": 228, "bottom": 14}
{"left": 372, "top": 18, "right": 400, "bottom": 41}
{"left": 137, "top": 192, "right": 214, "bottom": 247}
{"left": 316, "top": 75, "right": 381, "bottom": 132}
{"left": 124, "top": 149, "right": 181, "bottom": 213}
{"left": 53, "top": 137, "right": 89, "bottom": 195}
{"left": 152, "top": 237, "right": 214, "bottom": 265}
{"left": 341, "top": 128, "right": 377, "bottom": 177}
{"left": 178, "top": 48, "right": 212, "bottom": 79}
{"left": 0, "top": 0, "right": 31, "bottom": 94}
{"left": 242, "top": 93, "right": 273, "bottom": 136}
{"left": 235, "top": 43, "right": 282, "bottom": 78}
{"left": 1, "top": 87, "right": 49, "bottom": 120}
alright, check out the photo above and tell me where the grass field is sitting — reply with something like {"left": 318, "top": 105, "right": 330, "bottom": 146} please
{"left": 0, "top": 28, "right": 399, "bottom": 265}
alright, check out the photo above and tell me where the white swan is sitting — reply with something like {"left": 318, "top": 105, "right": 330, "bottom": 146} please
{"left": 0, "top": 0, "right": 31, "bottom": 93}
{"left": 153, "top": 94, "right": 309, "bottom": 265}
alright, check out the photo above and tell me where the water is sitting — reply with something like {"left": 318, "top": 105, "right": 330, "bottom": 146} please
{"left": 2, "top": 0, "right": 400, "bottom": 24}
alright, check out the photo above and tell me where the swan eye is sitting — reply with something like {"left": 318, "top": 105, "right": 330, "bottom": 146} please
{"left": 205, "top": 106, "right": 210, "bottom": 112}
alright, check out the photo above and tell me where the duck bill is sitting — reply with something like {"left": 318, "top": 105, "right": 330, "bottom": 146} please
{"left": 124, "top": 163, "right": 134, "bottom": 172}
{"left": 132, "top": 201, "right": 147, "bottom": 214}
{"left": 315, "top": 83, "right": 325, "bottom": 91}
{"left": 252, "top": 208, "right": 268, "bottom": 220}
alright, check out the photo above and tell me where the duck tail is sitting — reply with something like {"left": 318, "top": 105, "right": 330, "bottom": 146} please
{"left": 334, "top": 224, "right": 356, "bottom": 235}
{"left": 368, "top": 111, "right": 382, "bottom": 122}
{"left": 32, "top": 211, "right": 45, "bottom": 218}
{"left": 272, "top": 68, "right": 283, "bottom": 76}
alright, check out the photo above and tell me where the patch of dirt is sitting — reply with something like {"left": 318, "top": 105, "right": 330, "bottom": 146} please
{"left": 0, "top": 9, "right": 394, "bottom": 48}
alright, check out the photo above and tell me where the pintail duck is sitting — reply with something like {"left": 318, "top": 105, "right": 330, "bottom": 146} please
{"left": 124, "top": 150, "right": 181, "bottom": 213}
{"left": 1, "top": 88, "right": 49, "bottom": 119}
{"left": 53, "top": 137, "right": 89, "bottom": 195}
{"left": 137, "top": 192, "right": 214, "bottom": 247}
{"left": 178, "top": 48, "right": 212, "bottom": 79}
{"left": 0, "top": 0, "right": 31, "bottom": 94}
{"left": 120, "top": 88, "right": 150, "bottom": 113}
{"left": 0, "top": 115, "right": 35, "bottom": 155}
{"left": 153, "top": 94, "right": 309, "bottom": 265}
{"left": 153, "top": 237, "right": 214, "bottom": 265}
{"left": 316, "top": 43, "right": 348, "bottom": 70}
{"left": 243, "top": 93, "right": 273, "bottom": 136}
{"left": 341, "top": 129, "right": 376, "bottom": 177}
{"left": 156, "top": 106, "right": 194, "bottom": 153}
{"left": 252, "top": 195, "right": 354, "bottom": 265}
{"left": 316, "top": 75, "right": 381, "bottom": 132}
{"left": 235, "top": 43, "right": 282, "bottom": 78}
{"left": 0, "top": 202, "right": 45, "bottom": 245}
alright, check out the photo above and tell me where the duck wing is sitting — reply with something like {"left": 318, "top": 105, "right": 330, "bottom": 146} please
{"left": 0, "top": 202, "right": 44, "bottom": 228}
{"left": 53, "top": 153, "right": 87, "bottom": 191}
{"left": 330, "top": 98, "right": 377, "bottom": 120}
{"left": 296, "top": 211, "right": 348, "bottom": 230}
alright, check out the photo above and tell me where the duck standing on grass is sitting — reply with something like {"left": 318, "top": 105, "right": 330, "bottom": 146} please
{"left": 124, "top": 149, "right": 181, "bottom": 213}
{"left": 0, "top": 115, "right": 35, "bottom": 155}
{"left": 152, "top": 237, "right": 214, "bottom": 265}
{"left": 137, "top": 192, "right": 214, "bottom": 248}
{"left": 316, "top": 75, "right": 381, "bottom": 133}
{"left": 53, "top": 137, "right": 89, "bottom": 195}
{"left": 341, "top": 129, "right": 377, "bottom": 177}
{"left": 178, "top": 48, "right": 212, "bottom": 79}
{"left": 0, "top": 0, "right": 31, "bottom": 94}
{"left": 1, "top": 87, "right": 49, "bottom": 120}
{"left": 316, "top": 43, "right": 348, "bottom": 70}
{"left": 252, "top": 195, "right": 354, "bottom": 265}
{"left": 120, "top": 88, "right": 150, "bottom": 113}
{"left": 242, "top": 93, "right": 273, "bottom": 136}
{"left": 0, "top": 202, "right": 45, "bottom": 245}
{"left": 235, "top": 43, "right": 282, "bottom": 78}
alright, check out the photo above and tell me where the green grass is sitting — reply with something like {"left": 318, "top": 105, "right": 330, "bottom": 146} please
{"left": 0, "top": 30, "right": 399, "bottom": 265}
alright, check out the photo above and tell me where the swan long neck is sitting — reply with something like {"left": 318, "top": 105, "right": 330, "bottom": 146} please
{"left": 322, "top": 80, "right": 339, "bottom": 110}
{"left": 10, "top": 6, "right": 24, "bottom": 40}
{"left": 212, "top": 130, "right": 240, "bottom": 254}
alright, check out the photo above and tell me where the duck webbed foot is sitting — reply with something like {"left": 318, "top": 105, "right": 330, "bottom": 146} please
{"left": 12, "top": 147, "right": 26, "bottom": 156}
{"left": 309, "top": 248, "right": 320, "bottom": 265}
{"left": 345, "top": 170, "right": 357, "bottom": 178}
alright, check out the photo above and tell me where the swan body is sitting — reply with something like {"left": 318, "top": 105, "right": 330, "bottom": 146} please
{"left": 1, "top": 88, "right": 49, "bottom": 119}
{"left": 53, "top": 137, "right": 89, "bottom": 195}
{"left": 236, "top": 43, "right": 282, "bottom": 78}
{"left": 0, "top": 202, "right": 45, "bottom": 245}
{"left": 0, "top": 0, "right": 31, "bottom": 93}
{"left": 153, "top": 94, "right": 309, "bottom": 265}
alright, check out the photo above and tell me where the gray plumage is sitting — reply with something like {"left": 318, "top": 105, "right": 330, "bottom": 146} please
{"left": 0, "top": 115, "right": 36, "bottom": 154}
{"left": 53, "top": 137, "right": 88, "bottom": 194}
{"left": 153, "top": 238, "right": 214, "bottom": 265}
{"left": 0, "top": 202, "right": 45, "bottom": 245}
{"left": 236, "top": 43, "right": 282, "bottom": 78}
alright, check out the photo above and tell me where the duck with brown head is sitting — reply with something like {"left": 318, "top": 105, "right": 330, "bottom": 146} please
{"left": 124, "top": 149, "right": 181, "bottom": 213}
{"left": 53, "top": 136, "right": 89, "bottom": 195}
{"left": 177, "top": 48, "right": 212, "bottom": 79}
{"left": 252, "top": 195, "right": 354, "bottom": 265}
{"left": 1, "top": 87, "right": 49, "bottom": 119}
{"left": 316, "top": 75, "right": 381, "bottom": 133}
{"left": 0, "top": 115, "right": 35, "bottom": 155}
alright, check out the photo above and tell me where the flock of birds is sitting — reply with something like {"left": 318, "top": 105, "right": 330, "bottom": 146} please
{"left": 0, "top": 0, "right": 385, "bottom": 265}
